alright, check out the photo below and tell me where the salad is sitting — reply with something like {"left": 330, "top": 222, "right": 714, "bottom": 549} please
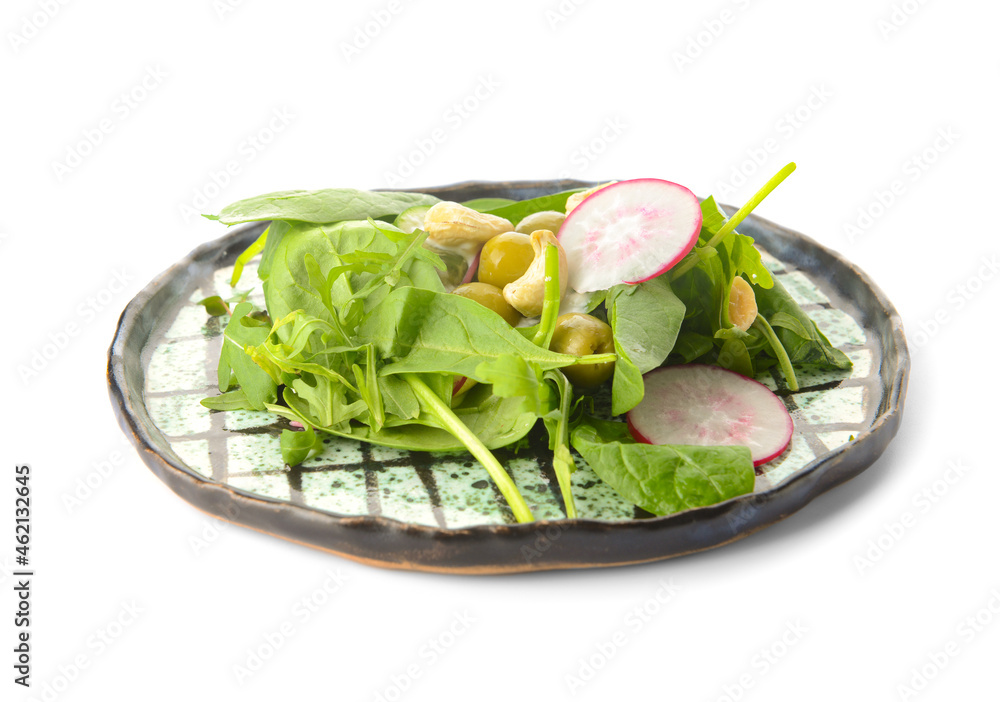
{"left": 199, "top": 163, "right": 850, "bottom": 524}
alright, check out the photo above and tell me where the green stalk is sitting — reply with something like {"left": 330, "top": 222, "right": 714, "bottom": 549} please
{"left": 532, "top": 244, "right": 561, "bottom": 349}
{"left": 404, "top": 374, "right": 535, "bottom": 523}
{"left": 574, "top": 353, "right": 617, "bottom": 365}
{"left": 671, "top": 162, "right": 797, "bottom": 281}
{"left": 544, "top": 371, "right": 578, "bottom": 519}
{"left": 752, "top": 314, "right": 799, "bottom": 391}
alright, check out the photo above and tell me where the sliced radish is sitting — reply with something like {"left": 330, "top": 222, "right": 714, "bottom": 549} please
{"left": 627, "top": 365, "right": 793, "bottom": 467}
{"left": 558, "top": 178, "right": 702, "bottom": 292}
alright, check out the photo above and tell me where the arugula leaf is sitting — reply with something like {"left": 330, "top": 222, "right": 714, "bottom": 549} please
{"left": 231, "top": 229, "right": 267, "bottom": 286}
{"left": 483, "top": 187, "right": 586, "bottom": 225}
{"left": 570, "top": 418, "right": 755, "bottom": 516}
{"left": 263, "top": 220, "right": 445, "bottom": 335}
{"left": 754, "top": 278, "right": 852, "bottom": 370}
{"left": 206, "top": 189, "right": 440, "bottom": 225}
{"left": 215, "top": 301, "right": 277, "bottom": 410}
{"left": 257, "top": 220, "right": 290, "bottom": 281}
{"left": 200, "top": 388, "right": 254, "bottom": 411}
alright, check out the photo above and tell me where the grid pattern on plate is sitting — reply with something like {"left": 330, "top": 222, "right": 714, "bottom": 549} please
{"left": 143, "top": 253, "right": 876, "bottom": 527}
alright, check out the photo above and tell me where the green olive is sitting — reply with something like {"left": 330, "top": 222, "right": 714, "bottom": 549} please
{"left": 477, "top": 232, "right": 534, "bottom": 288}
{"left": 550, "top": 313, "right": 615, "bottom": 388}
{"left": 452, "top": 282, "right": 521, "bottom": 326}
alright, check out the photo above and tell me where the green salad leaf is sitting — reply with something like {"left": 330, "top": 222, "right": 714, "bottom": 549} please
{"left": 483, "top": 187, "right": 586, "bottom": 225}
{"left": 606, "top": 276, "right": 685, "bottom": 415}
{"left": 570, "top": 418, "right": 755, "bottom": 516}
{"left": 754, "top": 278, "right": 852, "bottom": 370}
{"left": 206, "top": 188, "right": 440, "bottom": 225}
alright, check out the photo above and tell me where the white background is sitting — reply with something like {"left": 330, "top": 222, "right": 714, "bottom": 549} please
{"left": 3, "top": 0, "right": 998, "bottom": 700}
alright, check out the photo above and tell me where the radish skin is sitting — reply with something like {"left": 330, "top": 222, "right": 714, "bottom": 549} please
{"left": 558, "top": 179, "right": 702, "bottom": 293}
{"left": 627, "top": 364, "right": 793, "bottom": 467}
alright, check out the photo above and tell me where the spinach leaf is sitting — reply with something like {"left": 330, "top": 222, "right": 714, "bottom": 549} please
{"left": 754, "top": 278, "right": 852, "bottom": 370}
{"left": 461, "top": 197, "right": 516, "bottom": 212}
{"left": 196, "top": 295, "right": 230, "bottom": 317}
{"left": 360, "top": 287, "right": 582, "bottom": 379}
{"left": 570, "top": 418, "right": 755, "bottom": 516}
{"left": 280, "top": 426, "right": 323, "bottom": 466}
{"left": 483, "top": 187, "right": 586, "bottom": 225}
{"left": 207, "top": 189, "right": 440, "bottom": 225}
{"left": 607, "top": 277, "right": 685, "bottom": 373}
{"left": 475, "top": 354, "right": 551, "bottom": 415}
{"left": 309, "top": 390, "right": 538, "bottom": 451}
{"left": 670, "top": 331, "right": 714, "bottom": 364}
{"left": 606, "top": 276, "right": 686, "bottom": 415}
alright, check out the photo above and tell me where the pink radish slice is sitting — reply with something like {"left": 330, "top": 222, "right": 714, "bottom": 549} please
{"left": 627, "top": 364, "right": 793, "bottom": 467}
{"left": 558, "top": 179, "right": 702, "bottom": 292}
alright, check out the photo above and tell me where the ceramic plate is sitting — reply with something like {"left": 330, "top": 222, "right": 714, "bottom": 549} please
{"left": 108, "top": 179, "right": 908, "bottom": 573}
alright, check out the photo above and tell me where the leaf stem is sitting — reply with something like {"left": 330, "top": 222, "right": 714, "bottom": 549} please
{"left": 573, "top": 353, "right": 617, "bottom": 365}
{"left": 532, "top": 244, "right": 561, "bottom": 349}
{"left": 544, "top": 370, "right": 578, "bottom": 519}
{"left": 404, "top": 374, "right": 535, "bottom": 523}
{"left": 671, "top": 162, "right": 797, "bottom": 281}
{"left": 752, "top": 314, "right": 799, "bottom": 391}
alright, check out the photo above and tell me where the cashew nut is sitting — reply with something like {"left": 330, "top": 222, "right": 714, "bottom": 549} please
{"left": 515, "top": 210, "right": 565, "bottom": 235}
{"left": 502, "top": 229, "right": 568, "bottom": 317}
{"left": 565, "top": 182, "right": 617, "bottom": 214}
{"left": 423, "top": 202, "right": 513, "bottom": 257}
{"left": 728, "top": 276, "right": 758, "bottom": 331}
